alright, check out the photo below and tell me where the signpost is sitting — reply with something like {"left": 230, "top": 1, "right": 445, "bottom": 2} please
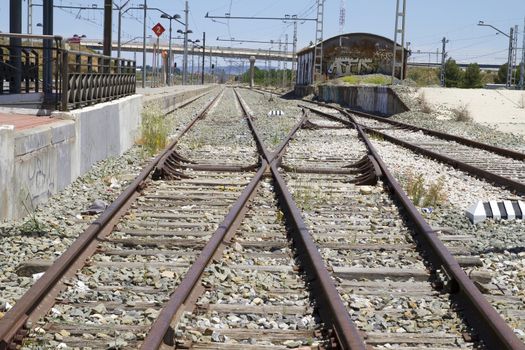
{"left": 152, "top": 22, "right": 165, "bottom": 37}
{"left": 152, "top": 23, "right": 165, "bottom": 85}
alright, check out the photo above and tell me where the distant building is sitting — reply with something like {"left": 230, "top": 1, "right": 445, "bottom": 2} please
{"left": 296, "top": 33, "right": 409, "bottom": 86}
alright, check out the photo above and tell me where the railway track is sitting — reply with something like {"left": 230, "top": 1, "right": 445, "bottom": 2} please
{"left": 0, "top": 87, "right": 524, "bottom": 349}
{"left": 301, "top": 102, "right": 525, "bottom": 194}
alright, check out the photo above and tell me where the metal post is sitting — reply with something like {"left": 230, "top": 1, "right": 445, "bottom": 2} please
{"left": 191, "top": 45, "right": 195, "bottom": 85}
{"left": 42, "top": 0, "right": 53, "bottom": 96}
{"left": 201, "top": 32, "right": 206, "bottom": 85}
{"left": 142, "top": 0, "right": 147, "bottom": 88}
{"left": 182, "top": 0, "right": 189, "bottom": 85}
{"left": 249, "top": 56, "right": 255, "bottom": 88}
{"left": 27, "top": 0, "right": 33, "bottom": 34}
{"left": 117, "top": 8, "right": 122, "bottom": 58}
{"left": 440, "top": 37, "right": 448, "bottom": 87}
{"left": 506, "top": 27, "right": 514, "bottom": 88}
{"left": 117, "top": 0, "right": 131, "bottom": 59}
{"left": 283, "top": 34, "right": 288, "bottom": 88}
{"left": 168, "top": 19, "right": 172, "bottom": 85}
{"left": 520, "top": 20, "right": 525, "bottom": 90}
{"left": 392, "top": 0, "right": 406, "bottom": 84}
{"left": 292, "top": 20, "right": 297, "bottom": 84}
{"left": 103, "top": 0, "right": 112, "bottom": 57}
{"left": 9, "top": 0, "right": 22, "bottom": 94}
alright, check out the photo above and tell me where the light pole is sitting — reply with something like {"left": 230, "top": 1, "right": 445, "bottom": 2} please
{"left": 478, "top": 21, "right": 515, "bottom": 88}
{"left": 178, "top": 29, "right": 193, "bottom": 84}
{"left": 188, "top": 39, "right": 200, "bottom": 85}
{"left": 201, "top": 32, "right": 206, "bottom": 85}
{"left": 115, "top": 0, "right": 132, "bottom": 58}
{"left": 161, "top": 13, "right": 181, "bottom": 86}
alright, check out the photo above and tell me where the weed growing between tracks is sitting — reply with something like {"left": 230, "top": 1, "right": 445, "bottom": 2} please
{"left": 399, "top": 171, "right": 447, "bottom": 207}
{"left": 137, "top": 104, "right": 173, "bottom": 156}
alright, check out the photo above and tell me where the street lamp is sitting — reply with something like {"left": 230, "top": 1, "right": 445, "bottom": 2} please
{"left": 188, "top": 39, "right": 200, "bottom": 85}
{"left": 178, "top": 29, "right": 193, "bottom": 84}
{"left": 478, "top": 20, "right": 515, "bottom": 88}
{"left": 161, "top": 13, "right": 181, "bottom": 86}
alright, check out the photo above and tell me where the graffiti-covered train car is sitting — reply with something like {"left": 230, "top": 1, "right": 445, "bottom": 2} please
{"left": 296, "top": 33, "right": 409, "bottom": 86}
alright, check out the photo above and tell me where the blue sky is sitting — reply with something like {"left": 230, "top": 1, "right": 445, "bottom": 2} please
{"left": 1, "top": 0, "right": 525, "bottom": 66}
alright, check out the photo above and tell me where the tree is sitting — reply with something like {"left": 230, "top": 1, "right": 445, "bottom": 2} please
{"left": 495, "top": 63, "right": 521, "bottom": 84}
{"left": 461, "top": 63, "right": 483, "bottom": 88}
{"left": 443, "top": 58, "right": 462, "bottom": 87}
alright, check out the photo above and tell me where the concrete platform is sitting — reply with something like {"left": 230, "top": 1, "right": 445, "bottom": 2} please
{"left": 0, "top": 113, "right": 59, "bottom": 131}
{"left": 1, "top": 84, "right": 217, "bottom": 220}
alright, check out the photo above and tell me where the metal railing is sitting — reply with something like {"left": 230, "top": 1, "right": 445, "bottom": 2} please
{"left": 61, "top": 50, "right": 135, "bottom": 110}
{"left": 0, "top": 33, "right": 136, "bottom": 111}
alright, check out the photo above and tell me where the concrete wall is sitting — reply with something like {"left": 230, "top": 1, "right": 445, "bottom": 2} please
{"left": 295, "top": 84, "right": 409, "bottom": 116}
{"left": 142, "top": 85, "right": 216, "bottom": 114}
{"left": 0, "top": 85, "right": 215, "bottom": 220}
{"left": 318, "top": 85, "right": 409, "bottom": 116}
{"left": 0, "top": 94, "right": 141, "bottom": 220}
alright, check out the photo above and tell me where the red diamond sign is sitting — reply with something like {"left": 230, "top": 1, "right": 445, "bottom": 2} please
{"left": 152, "top": 22, "right": 166, "bottom": 37}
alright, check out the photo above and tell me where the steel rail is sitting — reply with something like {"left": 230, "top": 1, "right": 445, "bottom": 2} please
{"left": 233, "top": 88, "right": 367, "bottom": 350}
{"left": 0, "top": 90, "right": 225, "bottom": 349}
{"left": 141, "top": 163, "right": 267, "bottom": 349}
{"left": 301, "top": 104, "right": 525, "bottom": 194}
{"left": 305, "top": 103, "right": 525, "bottom": 350}
{"left": 232, "top": 88, "right": 273, "bottom": 162}
{"left": 349, "top": 106, "right": 525, "bottom": 161}
{"left": 364, "top": 127, "right": 525, "bottom": 194}
{"left": 141, "top": 89, "right": 280, "bottom": 348}
{"left": 317, "top": 101, "right": 525, "bottom": 162}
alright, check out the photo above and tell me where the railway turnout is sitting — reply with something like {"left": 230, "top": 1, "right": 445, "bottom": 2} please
{"left": 0, "top": 88, "right": 524, "bottom": 350}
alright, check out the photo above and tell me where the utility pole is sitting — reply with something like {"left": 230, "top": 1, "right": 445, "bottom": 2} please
{"left": 183, "top": 0, "right": 189, "bottom": 85}
{"left": 103, "top": 0, "right": 112, "bottom": 58}
{"left": 42, "top": 0, "right": 53, "bottom": 97}
{"left": 506, "top": 26, "right": 515, "bottom": 88}
{"left": 27, "top": 0, "right": 33, "bottom": 34}
{"left": 116, "top": 0, "right": 132, "bottom": 58}
{"left": 278, "top": 40, "right": 282, "bottom": 87}
{"left": 142, "top": 0, "right": 147, "bottom": 88}
{"left": 10, "top": 0, "right": 22, "bottom": 93}
{"left": 201, "top": 32, "right": 206, "bottom": 85}
{"left": 292, "top": 20, "right": 297, "bottom": 83}
{"left": 392, "top": 0, "right": 407, "bottom": 84}
{"left": 440, "top": 37, "right": 448, "bottom": 87}
{"left": 283, "top": 34, "right": 288, "bottom": 88}
{"left": 511, "top": 25, "right": 519, "bottom": 87}
{"left": 313, "top": 0, "right": 325, "bottom": 83}
{"left": 520, "top": 20, "right": 525, "bottom": 90}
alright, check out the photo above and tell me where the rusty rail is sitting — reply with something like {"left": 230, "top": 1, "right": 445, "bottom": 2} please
{"left": 234, "top": 88, "right": 367, "bottom": 349}
{"left": 343, "top": 105, "right": 525, "bottom": 162}
{"left": 0, "top": 90, "right": 223, "bottom": 350}
{"left": 141, "top": 163, "right": 266, "bottom": 348}
{"left": 301, "top": 104, "right": 525, "bottom": 194}
{"left": 304, "top": 103, "right": 525, "bottom": 350}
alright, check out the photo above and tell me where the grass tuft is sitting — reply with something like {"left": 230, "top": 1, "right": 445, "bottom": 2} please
{"left": 137, "top": 104, "right": 172, "bottom": 156}
{"left": 400, "top": 171, "right": 447, "bottom": 207}
{"left": 418, "top": 93, "right": 433, "bottom": 114}
{"left": 452, "top": 104, "right": 472, "bottom": 122}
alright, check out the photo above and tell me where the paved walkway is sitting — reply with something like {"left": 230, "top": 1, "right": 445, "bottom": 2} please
{"left": 0, "top": 113, "right": 58, "bottom": 131}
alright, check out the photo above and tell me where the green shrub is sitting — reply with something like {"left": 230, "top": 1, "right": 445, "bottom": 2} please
{"left": 401, "top": 171, "right": 447, "bottom": 207}
{"left": 138, "top": 104, "right": 171, "bottom": 156}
